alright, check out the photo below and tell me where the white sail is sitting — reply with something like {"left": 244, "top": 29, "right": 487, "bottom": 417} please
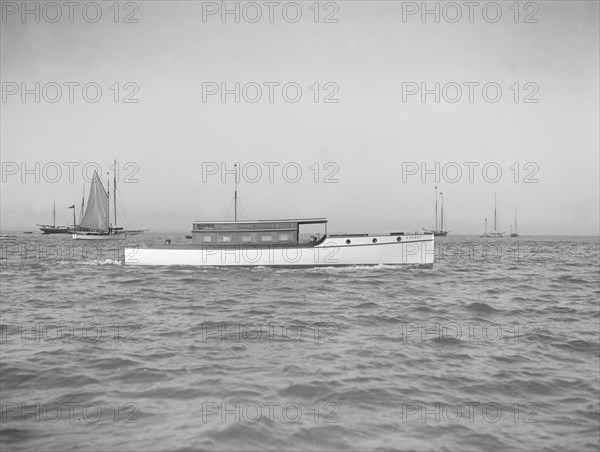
{"left": 79, "top": 171, "right": 109, "bottom": 230}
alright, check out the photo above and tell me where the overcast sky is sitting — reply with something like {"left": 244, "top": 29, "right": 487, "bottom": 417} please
{"left": 1, "top": 1, "right": 598, "bottom": 235}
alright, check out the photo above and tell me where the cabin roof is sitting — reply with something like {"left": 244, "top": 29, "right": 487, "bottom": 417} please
{"left": 192, "top": 218, "right": 327, "bottom": 225}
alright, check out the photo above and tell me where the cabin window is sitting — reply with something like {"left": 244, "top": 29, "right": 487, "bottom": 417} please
{"left": 221, "top": 236, "right": 232, "bottom": 242}
{"left": 203, "top": 235, "right": 213, "bottom": 242}
{"left": 260, "top": 223, "right": 275, "bottom": 229}
{"left": 195, "top": 224, "right": 214, "bottom": 230}
{"left": 397, "top": 237, "right": 402, "bottom": 242}
{"left": 242, "top": 235, "right": 252, "bottom": 242}
{"left": 346, "top": 239, "right": 351, "bottom": 244}
{"left": 372, "top": 238, "right": 377, "bottom": 243}
{"left": 277, "top": 222, "right": 293, "bottom": 228}
{"left": 260, "top": 235, "right": 272, "bottom": 242}
{"left": 278, "top": 233, "right": 289, "bottom": 241}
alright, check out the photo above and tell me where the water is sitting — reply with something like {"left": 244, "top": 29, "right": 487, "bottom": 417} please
{"left": 1, "top": 233, "right": 599, "bottom": 451}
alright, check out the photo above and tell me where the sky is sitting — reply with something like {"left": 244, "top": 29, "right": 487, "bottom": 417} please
{"left": 1, "top": 0, "right": 599, "bottom": 235}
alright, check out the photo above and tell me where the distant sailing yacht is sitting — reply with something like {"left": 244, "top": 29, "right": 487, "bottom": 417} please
{"left": 72, "top": 160, "right": 146, "bottom": 240}
{"left": 37, "top": 201, "right": 72, "bottom": 234}
{"left": 479, "top": 218, "right": 488, "bottom": 237}
{"left": 481, "top": 193, "right": 504, "bottom": 238}
{"left": 510, "top": 209, "right": 519, "bottom": 237}
{"left": 423, "top": 186, "right": 449, "bottom": 236}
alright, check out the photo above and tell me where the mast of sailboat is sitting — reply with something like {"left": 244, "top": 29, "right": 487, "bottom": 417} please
{"left": 434, "top": 186, "right": 438, "bottom": 231}
{"left": 113, "top": 159, "right": 117, "bottom": 230}
{"left": 514, "top": 209, "right": 517, "bottom": 235}
{"left": 80, "top": 184, "right": 85, "bottom": 223}
{"left": 69, "top": 204, "right": 76, "bottom": 232}
{"left": 493, "top": 193, "right": 498, "bottom": 233}
{"left": 234, "top": 163, "right": 238, "bottom": 222}
{"left": 106, "top": 172, "right": 110, "bottom": 231}
{"left": 440, "top": 192, "right": 444, "bottom": 231}
{"left": 484, "top": 218, "right": 488, "bottom": 236}
{"left": 53, "top": 201, "right": 56, "bottom": 228}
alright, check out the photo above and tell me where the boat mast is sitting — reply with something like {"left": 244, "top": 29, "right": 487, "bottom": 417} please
{"left": 440, "top": 192, "right": 444, "bottom": 230}
{"left": 234, "top": 163, "right": 238, "bottom": 222}
{"left": 80, "top": 184, "right": 85, "bottom": 223}
{"left": 493, "top": 193, "right": 498, "bottom": 233}
{"left": 113, "top": 159, "right": 117, "bottom": 230}
{"left": 106, "top": 172, "right": 110, "bottom": 231}
{"left": 53, "top": 201, "right": 56, "bottom": 228}
{"left": 514, "top": 209, "right": 517, "bottom": 234}
{"left": 484, "top": 218, "right": 487, "bottom": 236}
{"left": 434, "top": 186, "right": 438, "bottom": 231}
{"left": 69, "top": 205, "right": 76, "bottom": 232}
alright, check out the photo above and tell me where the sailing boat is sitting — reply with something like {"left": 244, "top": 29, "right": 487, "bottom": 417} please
{"left": 37, "top": 201, "right": 72, "bottom": 234}
{"left": 479, "top": 218, "right": 488, "bottom": 237}
{"left": 481, "top": 193, "right": 504, "bottom": 238}
{"left": 72, "top": 161, "right": 146, "bottom": 240}
{"left": 510, "top": 209, "right": 519, "bottom": 237}
{"left": 423, "top": 186, "right": 449, "bottom": 236}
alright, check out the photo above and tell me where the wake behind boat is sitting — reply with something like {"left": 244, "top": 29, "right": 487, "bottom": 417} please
{"left": 72, "top": 160, "right": 146, "bottom": 240}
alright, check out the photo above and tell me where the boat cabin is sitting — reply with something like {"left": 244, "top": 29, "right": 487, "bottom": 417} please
{"left": 191, "top": 218, "right": 327, "bottom": 246}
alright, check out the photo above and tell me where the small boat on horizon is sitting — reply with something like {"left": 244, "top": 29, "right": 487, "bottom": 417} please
{"left": 422, "top": 186, "right": 449, "bottom": 237}
{"left": 72, "top": 160, "right": 146, "bottom": 240}
{"left": 480, "top": 193, "right": 504, "bottom": 238}
{"left": 37, "top": 201, "right": 73, "bottom": 234}
{"left": 510, "top": 209, "right": 519, "bottom": 237}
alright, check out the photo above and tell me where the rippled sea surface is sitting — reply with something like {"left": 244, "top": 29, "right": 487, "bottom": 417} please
{"left": 1, "top": 233, "right": 599, "bottom": 451}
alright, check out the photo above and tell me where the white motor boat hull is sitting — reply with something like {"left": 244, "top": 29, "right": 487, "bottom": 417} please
{"left": 124, "top": 235, "right": 434, "bottom": 267}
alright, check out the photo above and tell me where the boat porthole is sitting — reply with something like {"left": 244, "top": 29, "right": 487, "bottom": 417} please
{"left": 346, "top": 239, "right": 351, "bottom": 244}
{"left": 372, "top": 238, "right": 377, "bottom": 244}
{"left": 397, "top": 237, "right": 402, "bottom": 242}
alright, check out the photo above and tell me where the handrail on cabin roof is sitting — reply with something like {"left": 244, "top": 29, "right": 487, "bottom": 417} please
{"left": 192, "top": 218, "right": 328, "bottom": 225}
